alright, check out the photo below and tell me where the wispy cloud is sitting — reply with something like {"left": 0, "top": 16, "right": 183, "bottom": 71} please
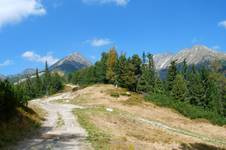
{"left": 212, "top": 45, "right": 220, "bottom": 50}
{"left": 22, "top": 51, "right": 59, "bottom": 65}
{"left": 0, "top": 0, "right": 46, "bottom": 28}
{"left": 86, "top": 38, "right": 113, "bottom": 47}
{"left": 82, "top": 0, "right": 129, "bottom": 6}
{"left": 0, "top": 60, "right": 13, "bottom": 67}
{"left": 218, "top": 20, "right": 226, "bottom": 29}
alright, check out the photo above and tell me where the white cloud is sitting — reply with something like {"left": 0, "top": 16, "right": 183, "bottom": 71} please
{"left": 82, "top": 0, "right": 129, "bottom": 6}
{"left": 0, "top": 0, "right": 46, "bottom": 28}
{"left": 0, "top": 60, "right": 13, "bottom": 67}
{"left": 218, "top": 20, "right": 226, "bottom": 29}
{"left": 87, "top": 38, "right": 113, "bottom": 47}
{"left": 22, "top": 51, "right": 59, "bottom": 65}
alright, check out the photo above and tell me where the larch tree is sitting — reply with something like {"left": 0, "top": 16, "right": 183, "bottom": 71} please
{"left": 106, "top": 48, "right": 118, "bottom": 84}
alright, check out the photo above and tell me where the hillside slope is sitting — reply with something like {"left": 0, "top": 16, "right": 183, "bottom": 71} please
{"left": 52, "top": 84, "right": 226, "bottom": 150}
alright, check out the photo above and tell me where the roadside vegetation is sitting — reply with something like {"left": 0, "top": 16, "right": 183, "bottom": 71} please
{"left": 0, "top": 62, "right": 63, "bottom": 148}
{"left": 56, "top": 113, "right": 65, "bottom": 128}
{"left": 0, "top": 104, "right": 45, "bottom": 149}
{"left": 68, "top": 47, "right": 226, "bottom": 126}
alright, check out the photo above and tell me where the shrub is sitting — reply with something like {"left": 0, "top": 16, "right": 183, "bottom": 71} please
{"left": 0, "top": 80, "right": 18, "bottom": 120}
{"left": 110, "top": 92, "right": 120, "bottom": 98}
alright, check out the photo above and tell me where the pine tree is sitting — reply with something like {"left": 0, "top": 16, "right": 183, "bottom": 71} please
{"left": 131, "top": 54, "right": 142, "bottom": 77}
{"left": 182, "top": 59, "right": 188, "bottom": 80}
{"left": 94, "top": 52, "right": 108, "bottom": 83}
{"left": 137, "top": 53, "right": 156, "bottom": 93}
{"left": 167, "top": 60, "right": 177, "bottom": 91}
{"left": 130, "top": 54, "right": 142, "bottom": 91}
{"left": 142, "top": 52, "right": 146, "bottom": 64}
{"left": 115, "top": 54, "right": 127, "bottom": 88}
{"left": 44, "top": 61, "right": 51, "bottom": 95}
{"left": 171, "top": 74, "right": 188, "bottom": 101}
{"left": 154, "top": 77, "right": 165, "bottom": 94}
{"left": 187, "top": 69, "right": 205, "bottom": 106}
{"left": 147, "top": 53, "right": 156, "bottom": 92}
{"left": 25, "top": 75, "right": 36, "bottom": 99}
{"left": 35, "top": 68, "right": 42, "bottom": 97}
{"left": 206, "top": 80, "right": 223, "bottom": 115}
{"left": 125, "top": 58, "right": 137, "bottom": 91}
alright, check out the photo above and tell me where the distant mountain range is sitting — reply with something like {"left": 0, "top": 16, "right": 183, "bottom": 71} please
{"left": 154, "top": 45, "right": 226, "bottom": 70}
{"left": 4, "top": 52, "right": 91, "bottom": 83}
{"left": 1, "top": 45, "right": 226, "bottom": 82}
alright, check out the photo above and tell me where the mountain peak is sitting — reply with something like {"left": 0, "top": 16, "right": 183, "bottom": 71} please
{"left": 50, "top": 52, "right": 91, "bottom": 73}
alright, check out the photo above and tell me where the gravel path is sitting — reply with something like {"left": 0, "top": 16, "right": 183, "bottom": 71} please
{"left": 15, "top": 93, "right": 92, "bottom": 150}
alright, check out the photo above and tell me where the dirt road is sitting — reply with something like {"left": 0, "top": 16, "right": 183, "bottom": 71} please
{"left": 14, "top": 92, "right": 92, "bottom": 150}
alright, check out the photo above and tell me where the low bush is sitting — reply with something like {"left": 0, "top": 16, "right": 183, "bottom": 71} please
{"left": 110, "top": 92, "right": 120, "bottom": 98}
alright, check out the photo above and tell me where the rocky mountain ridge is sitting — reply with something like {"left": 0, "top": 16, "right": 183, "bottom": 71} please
{"left": 154, "top": 45, "right": 226, "bottom": 70}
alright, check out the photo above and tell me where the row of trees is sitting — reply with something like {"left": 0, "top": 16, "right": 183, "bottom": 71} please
{"left": 15, "top": 62, "right": 64, "bottom": 101}
{"left": 69, "top": 48, "right": 226, "bottom": 117}
{"left": 0, "top": 62, "right": 64, "bottom": 120}
{"left": 167, "top": 60, "right": 225, "bottom": 116}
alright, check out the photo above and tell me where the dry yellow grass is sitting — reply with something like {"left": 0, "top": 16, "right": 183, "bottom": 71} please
{"left": 0, "top": 104, "right": 45, "bottom": 149}
{"left": 64, "top": 84, "right": 226, "bottom": 149}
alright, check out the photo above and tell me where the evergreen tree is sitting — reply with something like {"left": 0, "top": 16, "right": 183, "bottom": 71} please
{"left": 115, "top": 54, "right": 128, "bottom": 88}
{"left": 167, "top": 60, "right": 177, "bottom": 91}
{"left": 35, "top": 68, "right": 42, "bottom": 96}
{"left": 208, "top": 69, "right": 226, "bottom": 116}
{"left": 131, "top": 54, "right": 142, "bottom": 77}
{"left": 44, "top": 61, "right": 51, "bottom": 95}
{"left": 25, "top": 76, "right": 36, "bottom": 99}
{"left": 94, "top": 52, "right": 108, "bottom": 83}
{"left": 147, "top": 53, "right": 156, "bottom": 92}
{"left": 125, "top": 58, "right": 137, "bottom": 91}
{"left": 142, "top": 52, "right": 146, "bottom": 64}
{"left": 154, "top": 77, "right": 165, "bottom": 94}
{"left": 182, "top": 59, "right": 188, "bottom": 80}
{"left": 130, "top": 54, "right": 142, "bottom": 91}
{"left": 187, "top": 70, "right": 205, "bottom": 106}
{"left": 206, "top": 80, "right": 223, "bottom": 115}
{"left": 137, "top": 53, "right": 156, "bottom": 93}
{"left": 171, "top": 74, "right": 188, "bottom": 101}
{"left": 0, "top": 80, "right": 18, "bottom": 120}
{"left": 50, "top": 73, "right": 64, "bottom": 94}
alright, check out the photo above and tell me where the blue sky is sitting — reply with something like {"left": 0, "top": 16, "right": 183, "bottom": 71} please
{"left": 0, "top": 0, "right": 226, "bottom": 75}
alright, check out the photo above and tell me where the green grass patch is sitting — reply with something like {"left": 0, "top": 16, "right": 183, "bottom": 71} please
{"left": 74, "top": 108, "right": 111, "bottom": 150}
{"left": 145, "top": 93, "right": 226, "bottom": 126}
{"left": 56, "top": 113, "right": 65, "bottom": 128}
{"left": 110, "top": 92, "right": 120, "bottom": 98}
{"left": 122, "top": 94, "right": 143, "bottom": 106}
{"left": 107, "top": 87, "right": 132, "bottom": 99}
